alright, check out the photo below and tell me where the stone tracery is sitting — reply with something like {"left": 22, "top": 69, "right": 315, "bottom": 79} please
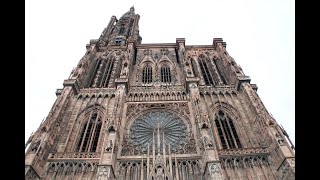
{"left": 129, "top": 111, "right": 188, "bottom": 153}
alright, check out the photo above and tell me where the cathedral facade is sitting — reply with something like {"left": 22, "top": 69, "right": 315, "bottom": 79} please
{"left": 25, "top": 7, "right": 295, "bottom": 180}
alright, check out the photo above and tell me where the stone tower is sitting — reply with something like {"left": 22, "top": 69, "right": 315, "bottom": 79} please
{"left": 25, "top": 7, "right": 295, "bottom": 180}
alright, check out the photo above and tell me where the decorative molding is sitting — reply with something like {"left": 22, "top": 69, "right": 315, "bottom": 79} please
{"left": 45, "top": 160, "right": 99, "bottom": 176}
{"left": 218, "top": 147, "right": 269, "bottom": 157}
{"left": 220, "top": 154, "right": 270, "bottom": 169}
{"left": 198, "top": 85, "right": 237, "bottom": 95}
{"left": 126, "top": 102, "right": 190, "bottom": 120}
{"left": 127, "top": 90, "right": 189, "bottom": 102}
{"left": 48, "top": 152, "right": 100, "bottom": 160}
{"left": 77, "top": 88, "right": 116, "bottom": 99}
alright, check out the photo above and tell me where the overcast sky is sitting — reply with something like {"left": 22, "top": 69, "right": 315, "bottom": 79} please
{"left": 26, "top": 0, "right": 294, "bottom": 146}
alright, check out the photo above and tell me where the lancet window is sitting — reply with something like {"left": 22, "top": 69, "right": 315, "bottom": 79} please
{"left": 198, "top": 57, "right": 215, "bottom": 85}
{"left": 215, "top": 110, "right": 242, "bottom": 149}
{"left": 76, "top": 111, "right": 102, "bottom": 152}
{"left": 142, "top": 65, "right": 152, "bottom": 83}
{"left": 90, "top": 58, "right": 114, "bottom": 88}
{"left": 160, "top": 65, "right": 172, "bottom": 83}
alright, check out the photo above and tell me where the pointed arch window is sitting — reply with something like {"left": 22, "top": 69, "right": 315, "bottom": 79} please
{"left": 160, "top": 65, "right": 172, "bottom": 83}
{"left": 215, "top": 110, "right": 242, "bottom": 149}
{"left": 76, "top": 111, "right": 102, "bottom": 152}
{"left": 101, "top": 58, "right": 114, "bottom": 87}
{"left": 142, "top": 65, "right": 152, "bottom": 83}
{"left": 199, "top": 57, "right": 215, "bottom": 85}
{"left": 90, "top": 58, "right": 114, "bottom": 88}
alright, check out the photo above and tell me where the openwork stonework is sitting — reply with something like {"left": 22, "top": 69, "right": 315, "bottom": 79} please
{"left": 25, "top": 6, "right": 295, "bottom": 180}
{"left": 130, "top": 111, "right": 187, "bottom": 153}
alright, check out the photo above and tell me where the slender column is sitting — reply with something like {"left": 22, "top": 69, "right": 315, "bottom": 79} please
{"left": 157, "top": 123, "right": 160, "bottom": 154}
{"left": 92, "top": 60, "right": 104, "bottom": 87}
{"left": 175, "top": 154, "right": 179, "bottom": 180}
{"left": 163, "top": 133, "right": 166, "bottom": 165}
{"left": 87, "top": 111, "right": 100, "bottom": 151}
{"left": 141, "top": 157, "right": 144, "bottom": 180}
{"left": 217, "top": 94, "right": 231, "bottom": 149}
{"left": 79, "top": 111, "right": 93, "bottom": 151}
{"left": 125, "top": 165, "right": 130, "bottom": 180}
{"left": 153, "top": 131, "right": 155, "bottom": 167}
{"left": 210, "top": 58, "right": 224, "bottom": 84}
{"left": 147, "top": 144, "right": 150, "bottom": 180}
{"left": 169, "top": 144, "right": 173, "bottom": 178}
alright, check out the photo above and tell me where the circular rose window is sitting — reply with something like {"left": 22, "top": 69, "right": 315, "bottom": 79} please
{"left": 130, "top": 111, "right": 187, "bottom": 153}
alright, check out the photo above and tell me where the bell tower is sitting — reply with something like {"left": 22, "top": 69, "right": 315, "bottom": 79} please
{"left": 25, "top": 7, "right": 295, "bottom": 180}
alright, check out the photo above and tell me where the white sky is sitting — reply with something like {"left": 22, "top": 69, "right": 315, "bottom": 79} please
{"left": 25, "top": 0, "right": 295, "bottom": 146}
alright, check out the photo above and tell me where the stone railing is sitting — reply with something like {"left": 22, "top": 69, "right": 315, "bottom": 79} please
{"left": 218, "top": 147, "right": 269, "bottom": 157}
{"left": 198, "top": 85, "right": 237, "bottom": 94}
{"left": 129, "top": 84, "right": 186, "bottom": 93}
{"left": 48, "top": 152, "right": 101, "bottom": 161}
{"left": 80, "top": 87, "right": 116, "bottom": 94}
{"left": 77, "top": 88, "right": 116, "bottom": 99}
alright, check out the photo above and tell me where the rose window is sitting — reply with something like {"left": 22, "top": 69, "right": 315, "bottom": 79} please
{"left": 130, "top": 111, "right": 188, "bottom": 153}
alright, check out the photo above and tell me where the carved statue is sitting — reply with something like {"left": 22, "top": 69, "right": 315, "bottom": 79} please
{"left": 202, "top": 136, "right": 214, "bottom": 149}
{"left": 105, "top": 140, "right": 113, "bottom": 152}
{"left": 275, "top": 133, "right": 284, "bottom": 145}
{"left": 30, "top": 138, "right": 41, "bottom": 152}
{"left": 121, "top": 63, "right": 129, "bottom": 76}
{"left": 179, "top": 42, "right": 185, "bottom": 62}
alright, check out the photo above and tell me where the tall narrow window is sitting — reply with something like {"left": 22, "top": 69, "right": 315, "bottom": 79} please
{"left": 215, "top": 110, "right": 242, "bottom": 149}
{"left": 76, "top": 112, "right": 102, "bottom": 152}
{"left": 89, "top": 59, "right": 102, "bottom": 87}
{"left": 161, "top": 65, "right": 172, "bottom": 83}
{"left": 199, "top": 58, "right": 214, "bottom": 85}
{"left": 142, "top": 65, "right": 152, "bottom": 83}
{"left": 101, "top": 59, "right": 114, "bottom": 87}
{"left": 119, "top": 25, "right": 125, "bottom": 35}
{"left": 90, "top": 58, "right": 114, "bottom": 88}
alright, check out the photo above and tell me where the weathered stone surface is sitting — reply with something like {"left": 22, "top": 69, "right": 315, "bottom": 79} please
{"left": 25, "top": 7, "right": 295, "bottom": 180}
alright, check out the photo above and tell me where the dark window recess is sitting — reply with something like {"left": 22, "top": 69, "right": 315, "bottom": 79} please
{"left": 199, "top": 58, "right": 214, "bottom": 85}
{"left": 115, "top": 37, "right": 122, "bottom": 45}
{"left": 142, "top": 65, "right": 152, "bottom": 83}
{"left": 90, "top": 58, "right": 114, "bottom": 88}
{"left": 161, "top": 65, "right": 172, "bottom": 83}
{"left": 119, "top": 26, "right": 125, "bottom": 35}
{"left": 215, "top": 110, "right": 242, "bottom": 149}
{"left": 89, "top": 60, "right": 102, "bottom": 87}
{"left": 76, "top": 112, "right": 102, "bottom": 152}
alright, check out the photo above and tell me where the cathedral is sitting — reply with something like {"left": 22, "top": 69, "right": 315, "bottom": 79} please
{"left": 25, "top": 7, "right": 295, "bottom": 180}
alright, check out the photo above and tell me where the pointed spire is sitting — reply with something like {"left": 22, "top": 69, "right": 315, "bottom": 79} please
{"left": 130, "top": 6, "right": 135, "bottom": 13}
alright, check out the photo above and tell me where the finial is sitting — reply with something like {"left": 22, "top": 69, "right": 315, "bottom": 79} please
{"left": 130, "top": 6, "right": 135, "bottom": 13}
